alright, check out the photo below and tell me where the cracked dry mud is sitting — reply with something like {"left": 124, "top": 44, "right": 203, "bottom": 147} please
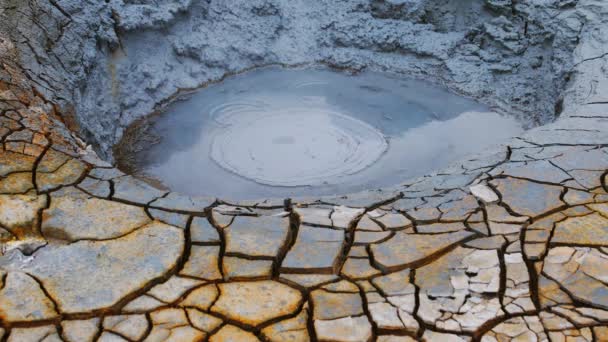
{"left": 2, "top": 0, "right": 608, "bottom": 341}
{"left": 2, "top": 73, "right": 608, "bottom": 342}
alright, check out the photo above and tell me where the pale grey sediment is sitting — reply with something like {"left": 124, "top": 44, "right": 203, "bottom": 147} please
{"left": 1, "top": 0, "right": 600, "bottom": 162}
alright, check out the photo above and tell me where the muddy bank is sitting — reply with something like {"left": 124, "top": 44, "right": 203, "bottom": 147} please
{"left": 1, "top": 0, "right": 597, "bottom": 162}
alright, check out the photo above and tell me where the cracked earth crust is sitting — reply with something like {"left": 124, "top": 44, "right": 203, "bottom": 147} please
{"left": 1, "top": 0, "right": 608, "bottom": 341}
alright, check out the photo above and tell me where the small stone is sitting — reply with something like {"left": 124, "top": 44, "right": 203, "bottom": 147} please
{"left": 470, "top": 184, "right": 499, "bottom": 203}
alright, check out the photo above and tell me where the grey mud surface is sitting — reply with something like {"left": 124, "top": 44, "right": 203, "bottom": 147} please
{"left": 123, "top": 66, "right": 521, "bottom": 199}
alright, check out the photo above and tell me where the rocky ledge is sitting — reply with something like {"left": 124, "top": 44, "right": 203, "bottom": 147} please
{"left": 1, "top": 0, "right": 608, "bottom": 341}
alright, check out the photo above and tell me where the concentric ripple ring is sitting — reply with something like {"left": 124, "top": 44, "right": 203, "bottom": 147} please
{"left": 209, "top": 102, "right": 388, "bottom": 187}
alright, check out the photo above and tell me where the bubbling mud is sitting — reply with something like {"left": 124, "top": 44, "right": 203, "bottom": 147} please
{"left": 122, "top": 67, "right": 523, "bottom": 199}
{"left": 210, "top": 105, "right": 388, "bottom": 187}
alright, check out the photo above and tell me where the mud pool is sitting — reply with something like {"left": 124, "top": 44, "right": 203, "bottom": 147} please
{"left": 124, "top": 67, "right": 523, "bottom": 199}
